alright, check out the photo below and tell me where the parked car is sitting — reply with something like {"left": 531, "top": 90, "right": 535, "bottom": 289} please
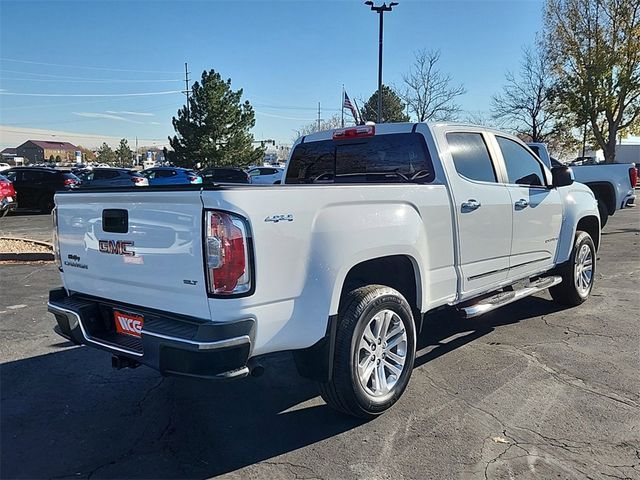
{"left": 76, "top": 168, "right": 148, "bottom": 188}
{"left": 247, "top": 166, "right": 284, "bottom": 184}
{"left": 0, "top": 162, "right": 11, "bottom": 172}
{"left": 0, "top": 174, "right": 17, "bottom": 218}
{"left": 141, "top": 167, "right": 202, "bottom": 185}
{"left": 528, "top": 143, "right": 636, "bottom": 226}
{"left": 199, "top": 167, "right": 250, "bottom": 184}
{"left": 49, "top": 122, "right": 600, "bottom": 419}
{"left": 4, "top": 167, "right": 80, "bottom": 212}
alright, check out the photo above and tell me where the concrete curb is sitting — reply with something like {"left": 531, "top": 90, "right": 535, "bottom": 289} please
{"left": 0, "top": 236, "right": 54, "bottom": 261}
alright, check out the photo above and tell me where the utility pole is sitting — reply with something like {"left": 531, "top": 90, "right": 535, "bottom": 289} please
{"left": 341, "top": 85, "right": 345, "bottom": 128}
{"left": 364, "top": 1, "right": 398, "bottom": 123}
{"left": 317, "top": 102, "right": 322, "bottom": 131}
{"left": 183, "top": 62, "right": 191, "bottom": 119}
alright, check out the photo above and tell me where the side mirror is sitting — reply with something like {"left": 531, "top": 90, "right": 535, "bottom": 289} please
{"left": 551, "top": 166, "right": 574, "bottom": 187}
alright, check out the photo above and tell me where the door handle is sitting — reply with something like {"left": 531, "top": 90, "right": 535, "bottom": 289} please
{"left": 461, "top": 199, "right": 481, "bottom": 211}
{"left": 514, "top": 199, "right": 529, "bottom": 210}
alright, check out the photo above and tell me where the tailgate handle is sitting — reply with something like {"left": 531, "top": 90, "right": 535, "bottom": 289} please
{"left": 102, "top": 209, "right": 129, "bottom": 233}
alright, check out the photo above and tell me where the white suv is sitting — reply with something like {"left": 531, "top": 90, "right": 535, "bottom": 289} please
{"left": 247, "top": 166, "right": 283, "bottom": 184}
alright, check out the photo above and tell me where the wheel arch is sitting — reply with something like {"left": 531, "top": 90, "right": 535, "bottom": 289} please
{"left": 333, "top": 254, "right": 423, "bottom": 322}
{"left": 577, "top": 215, "right": 600, "bottom": 251}
{"left": 294, "top": 254, "right": 424, "bottom": 383}
{"left": 585, "top": 182, "right": 615, "bottom": 215}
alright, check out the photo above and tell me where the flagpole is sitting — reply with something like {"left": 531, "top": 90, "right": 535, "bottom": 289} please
{"left": 353, "top": 98, "right": 362, "bottom": 125}
{"left": 341, "top": 85, "right": 345, "bottom": 128}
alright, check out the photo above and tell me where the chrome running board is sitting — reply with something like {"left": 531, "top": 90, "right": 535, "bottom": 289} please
{"left": 460, "top": 276, "right": 562, "bottom": 319}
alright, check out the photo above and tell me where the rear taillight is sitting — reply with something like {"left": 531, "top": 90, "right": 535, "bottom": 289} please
{"left": 63, "top": 178, "right": 77, "bottom": 186}
{"left": 131, "top": 176, "right": 145, "bottom": 184}
{"left": 52, "top": 207, "right": 61, "bottom": 268}
{"left": 205, "top": 210, "right": 252, "bottom": 295}
{"left": 0, "top": 181, "right": 14, "bottom": 196}
{"left": 629, "top": 166, "right": 638, "bottom": 188}
{"left": 332, "top": 125, "right": 375, "bottom": 140}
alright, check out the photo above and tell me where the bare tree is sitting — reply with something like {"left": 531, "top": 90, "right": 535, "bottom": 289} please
{"left": 544, "top": 0, "right": 640, "bottom": 162}
{"left": 400, "top": 49, "right": 466, "bottom": 122}
{"left": 296, "top": 114, "right": 346, "bottom": 138}
{"left": 491, "top": 46, "right": 560, "bottom": 143}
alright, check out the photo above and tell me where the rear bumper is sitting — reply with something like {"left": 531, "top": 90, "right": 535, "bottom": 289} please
{"left": 622, "top": 192, "right": 636, "bottom": 208}
{"left": 47, "top": 288, "right": 255, "bottom": 379}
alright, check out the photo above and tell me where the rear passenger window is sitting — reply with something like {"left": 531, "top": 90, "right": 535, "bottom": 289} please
{"left": 496, "top": 137, "right": 545, "bottom": 186}
{"left": 285, "top": 133, "right": 433, "bottom": 184}
{"left": 156, "top": 170, "right": 177, "bottom": 178}
{"left": 447, "top": 133, "right": 497, "bottom": 183}
{"left": 22, "top": 170, "right": 47, "bottom": 182}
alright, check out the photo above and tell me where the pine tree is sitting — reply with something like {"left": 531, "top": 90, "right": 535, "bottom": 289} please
{"left": 169, "top": 69, "right": 264, "bottom": 169}
{"left": 361, "top": 85, "right": 410, "bottom": 123}
{"left": 115, "top": 138, "right": 132, "bottom": 167}
{"left": 96, "top": 143, "right": 116, "bottom": 165}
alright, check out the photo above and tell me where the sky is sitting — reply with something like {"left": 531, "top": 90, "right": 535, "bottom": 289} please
{"left": 0, "top": 0, "right": 547, "bottom": 150}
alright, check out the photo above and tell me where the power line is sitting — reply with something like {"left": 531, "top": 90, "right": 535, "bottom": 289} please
{"left": 254, "top": 102, "right": 341, "bottom": 112}
{"left": 0, "top": 90, "right": 182, "bottom": 97}
{"left": 0, "top": 76, "right": 182, "bottom": 84}
{"left": 0, "top": 57, "right": 183, "bottom": 74}
{"left": 0, "top": 127, "right": 169, "bottom": 142}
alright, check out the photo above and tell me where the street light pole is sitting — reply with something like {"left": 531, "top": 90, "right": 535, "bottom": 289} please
{"left": 365, "top": 1, "right": 398, "bottom": 123}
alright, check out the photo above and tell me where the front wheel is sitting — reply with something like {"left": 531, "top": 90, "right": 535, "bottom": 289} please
{"left": 550, "top": 231, "right": 596, "bottom": 306}
{"left": 318, "top": 285, "right": 416, "bottom": 419}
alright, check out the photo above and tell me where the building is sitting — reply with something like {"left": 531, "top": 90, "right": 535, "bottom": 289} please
{"left": 1, "top": 147, "right": 17, "bottom": 161}
{"left": 16, "top": 140, "right": 77, "bottom": 164}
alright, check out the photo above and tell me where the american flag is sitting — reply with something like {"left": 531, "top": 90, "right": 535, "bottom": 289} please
{"left": 343, "top": 91, "right": 359, "bottom": 122}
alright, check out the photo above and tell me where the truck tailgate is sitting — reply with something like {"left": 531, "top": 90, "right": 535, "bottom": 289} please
{"left": 55, "top": 190, "right": 211, "bottom": 319}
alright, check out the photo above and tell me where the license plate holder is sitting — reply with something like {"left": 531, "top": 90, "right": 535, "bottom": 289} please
{"left": 113, "top": 310, "right": 144, "bottom": 338}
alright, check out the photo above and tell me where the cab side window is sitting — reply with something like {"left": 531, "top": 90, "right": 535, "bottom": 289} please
{"left": 447, "top": 133, "right": 497, "bottom": 183}
{"left": 496, "top": 137, "right": 545, "bottom": 187}
{"left": 156, "top": 169, "right": 177, "bottom": 178}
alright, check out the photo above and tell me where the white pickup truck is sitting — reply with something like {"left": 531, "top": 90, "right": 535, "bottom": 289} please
{"left": 528, "top": 143, "right": 637, "bottom": 227}
{"left": 49, "top": 123, "right": 600, "bottom": 418}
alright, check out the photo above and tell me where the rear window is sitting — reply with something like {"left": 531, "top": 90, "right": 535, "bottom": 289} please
{"left": 285, "top": 133, "right": 434, "bottom": 184}
{"left": 446, "top": 132, "right": 497, "bottom": 183}
{"left": 93, "top": 170, "right": 120, "bottom": 179}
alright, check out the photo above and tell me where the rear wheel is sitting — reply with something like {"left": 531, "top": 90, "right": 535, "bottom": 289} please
{"left": 0, "top": 209, "right": 7, "bottom": 218}
{"left": 318, "top": 285, "right": 416, "bottom": 419}
{"left": 550, "top": 231, "right": 596, "bottom": 306}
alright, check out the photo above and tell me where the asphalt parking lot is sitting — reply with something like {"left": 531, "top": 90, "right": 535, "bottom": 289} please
{"left": 1, "top": 209, "right": 639, "bottom": 480}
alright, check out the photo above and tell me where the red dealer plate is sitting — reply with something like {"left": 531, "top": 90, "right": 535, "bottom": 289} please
{"left": 114, "top": 310, "right": 144, "bottom": 338}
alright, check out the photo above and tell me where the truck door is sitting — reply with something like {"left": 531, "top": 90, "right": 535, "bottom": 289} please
{"left": 444, "top": 131, "right": 513, "bottom": 297}
{"left": 492, "top": 136, "right": 563, "bottom": 279}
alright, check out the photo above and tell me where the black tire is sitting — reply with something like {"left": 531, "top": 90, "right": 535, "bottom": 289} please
{"left": 597, "top": 199, "right": 608, "bottom": 228}
{"left": 39, "top": 194, "right": 54, "bottom": 213}
{"left": 0, "top": 209, "right": 7, "bottom": 218}
{"left": 318, "top": 285, "right": 416, "bottom": 419}
{"left": 549, "top": 231, "right": 596, "bottom": 307}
